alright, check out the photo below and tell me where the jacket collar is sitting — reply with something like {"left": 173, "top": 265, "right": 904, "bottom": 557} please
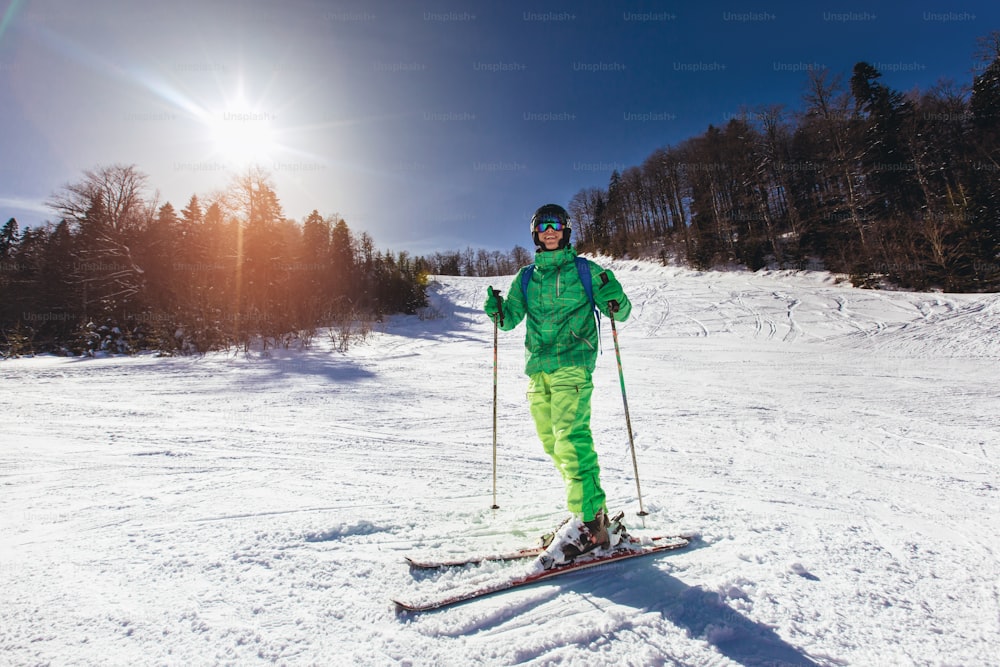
{"left": 533, "top": 246, "right": 577, "bottom": 269}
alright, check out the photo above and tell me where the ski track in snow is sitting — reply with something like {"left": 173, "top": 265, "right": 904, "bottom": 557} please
{"left": 1, "top": 260, "right": 999, "bottom": 666}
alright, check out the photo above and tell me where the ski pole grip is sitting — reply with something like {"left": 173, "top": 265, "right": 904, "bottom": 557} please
{"left": 488, "top": 287, "right": 504, "bottom": 327}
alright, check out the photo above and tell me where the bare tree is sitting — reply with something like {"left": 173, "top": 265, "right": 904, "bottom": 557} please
{"left": 47, "top": 164, "right": 151, "bottom": 318}
{"left": 48, "top": 163, "right": 149, "bottom": 234}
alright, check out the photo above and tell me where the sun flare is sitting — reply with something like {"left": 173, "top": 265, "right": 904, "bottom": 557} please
{"left": 206, "top": 103, "right": 278, "bottom": 165}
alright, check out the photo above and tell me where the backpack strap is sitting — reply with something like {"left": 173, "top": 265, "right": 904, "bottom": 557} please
{"left": 576, "top": 257, "right": 602, "bottom": 346}
{"left": 520, "top": 264, "right": 535, "bottom": 303}
{"left": 575, "top": 256, "right": 596, "bottom": 313}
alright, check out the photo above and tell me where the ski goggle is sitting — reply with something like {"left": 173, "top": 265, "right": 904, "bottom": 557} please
{"left": 534, "top": 218, "right": 566, "bottom": 233}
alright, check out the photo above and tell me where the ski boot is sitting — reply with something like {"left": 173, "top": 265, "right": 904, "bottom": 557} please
{"left": 538, "top": 509, "right": 619, "bottom": 569}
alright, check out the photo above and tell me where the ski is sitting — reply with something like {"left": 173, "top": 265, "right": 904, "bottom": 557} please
{"left": 405, "top": 546, "right": 544, "bottom": 569}
{"left": 394, "top": 535, "right": 690, "bottom": 613}
{"left": 404, "top": 534, "right": 688, "bottom": 570}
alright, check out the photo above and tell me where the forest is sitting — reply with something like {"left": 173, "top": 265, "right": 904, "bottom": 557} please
{"left": 0, "top": 166, "right": 427, "bottom": 356}
{"left": 565, "top": 49, "right": 1000, "bottom": 292}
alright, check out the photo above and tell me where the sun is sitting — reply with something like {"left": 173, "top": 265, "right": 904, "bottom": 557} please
{"left": 206, "top": 99, "right": 278, "bottom": 166}
{"left": 208, "top": 111, "right": 276, "bottom": 165}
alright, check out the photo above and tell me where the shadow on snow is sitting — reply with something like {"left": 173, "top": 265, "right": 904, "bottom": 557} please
{"left": 565, "top": 554, "right": 819, "bottom": 667}
{"left": 432, "top": 543, "right": 820, "bottom": 667}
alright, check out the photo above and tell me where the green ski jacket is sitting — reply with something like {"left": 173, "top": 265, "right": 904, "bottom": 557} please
{"left": 496, "top": 247, "right": 632, "bottom": 376}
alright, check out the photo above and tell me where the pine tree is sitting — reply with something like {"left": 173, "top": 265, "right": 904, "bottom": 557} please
{"left": 329, "top": 217, "right": 355, "bottom": 309}
{"left": 0, "top": 218, "right": 20, "bottom": 334}
{"left": 969, "top": 49, "right": 1000, "bottom": 286}
{"left": 850, "top": 62, "right": 928, "bottom": 284}
{"left": 38, "top": 221, "right": 80, "bottom": 349}
{"left": 0, "top": 218, "right": 19, "bottom": 259}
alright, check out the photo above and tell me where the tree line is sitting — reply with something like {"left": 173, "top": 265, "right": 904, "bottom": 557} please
{"left": 5, "top": 38, "right": 999, "bottom": 356}
{"left": 417, "top": 246, "right": 533, "bottom": 278}
{"left": 0, "top": 165, "right": 427, "bottom": 356}
{"left": 569, "top": 38, "right": 1000, "bottom": 292}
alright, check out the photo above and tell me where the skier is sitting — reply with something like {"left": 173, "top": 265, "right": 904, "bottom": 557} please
{"left": 484, "top": 203, "right": 633, "bottom": 567}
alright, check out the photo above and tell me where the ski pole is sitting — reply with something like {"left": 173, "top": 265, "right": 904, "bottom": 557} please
{"left": 489, "top": 287, "right": 501, "bottom": 510}
{"left": 601, "top": 274, "right": 648, "bottom": 517}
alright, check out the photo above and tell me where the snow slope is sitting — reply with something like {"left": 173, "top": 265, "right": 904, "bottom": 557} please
{"left": 2, "top": 260, "right": 998, "bottom": 666}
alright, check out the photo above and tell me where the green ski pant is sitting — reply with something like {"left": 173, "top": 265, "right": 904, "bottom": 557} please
{"left": 527, "top": 366, "right": 606, "bottom": 523}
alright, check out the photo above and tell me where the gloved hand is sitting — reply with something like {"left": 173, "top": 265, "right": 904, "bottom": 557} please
{"left": 599, "top": 275, "right": 625, "bottom": 314}
{"left": 484, "top": 287, "right": 504, "bottom": 326}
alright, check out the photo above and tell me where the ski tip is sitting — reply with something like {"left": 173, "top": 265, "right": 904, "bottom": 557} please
{"left": 394, "top": 598, "right": 440, "bottom": 614}
{"left": 404, "top": 556, "right": 440, "bottom": 570}
{"left": 393, "top": 599, "right": 419, "bottom": 614}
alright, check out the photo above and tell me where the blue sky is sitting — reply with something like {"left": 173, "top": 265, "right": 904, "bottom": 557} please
{"left": 1, "top": 0, "right": 997, "bottom": 254}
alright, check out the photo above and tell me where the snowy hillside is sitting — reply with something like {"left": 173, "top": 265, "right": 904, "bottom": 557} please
{"left": 2, "top": 260, "right": 998, "bottom": 666}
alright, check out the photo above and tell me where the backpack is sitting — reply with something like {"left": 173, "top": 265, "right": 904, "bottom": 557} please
{"left": 520, "top": 256, "right": 601, "bottom": 329}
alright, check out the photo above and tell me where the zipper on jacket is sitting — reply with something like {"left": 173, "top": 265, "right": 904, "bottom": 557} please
{"left": 570, "top": 329, "right": 595, "bottom": 351}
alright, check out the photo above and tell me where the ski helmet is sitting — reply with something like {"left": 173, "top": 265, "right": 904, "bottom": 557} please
{"left": 530, "top": 204, "right": 572, "bottom": 250}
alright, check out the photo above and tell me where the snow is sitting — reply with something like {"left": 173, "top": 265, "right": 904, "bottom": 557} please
{"left": 2, "top": 259, "right": 998, "bottom": 666}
